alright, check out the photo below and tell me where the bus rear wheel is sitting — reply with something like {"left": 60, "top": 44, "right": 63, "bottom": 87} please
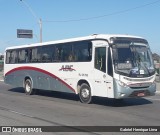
{"left": 79, "top": 83, "right": 92, "bottom": 104}
{"left": 24, "top": 79, "right": 34, "bottom": 95}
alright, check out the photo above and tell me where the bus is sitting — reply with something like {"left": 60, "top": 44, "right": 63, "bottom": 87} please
{"left": 4, "top": 34, "right": 156, "bottom": 103}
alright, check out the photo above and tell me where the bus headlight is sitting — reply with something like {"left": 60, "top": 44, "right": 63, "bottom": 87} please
{"left": 118, "top": 81, "right": 127, "bottom": 87}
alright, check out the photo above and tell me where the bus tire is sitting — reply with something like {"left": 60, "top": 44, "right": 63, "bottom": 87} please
{"left": 79, "top": 83, "right": 92, "bottom": 104}
{"left": 24, "top": 79, "right": 34, "bottom": 95}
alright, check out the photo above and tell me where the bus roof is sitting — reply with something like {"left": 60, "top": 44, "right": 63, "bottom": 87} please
{"left": 5, "top": 34, "right": 145, "bottom": 50}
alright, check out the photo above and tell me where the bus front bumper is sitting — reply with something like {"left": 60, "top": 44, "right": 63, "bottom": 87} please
{"left": 113, "top": 79, "right": 156, "bottom": 99}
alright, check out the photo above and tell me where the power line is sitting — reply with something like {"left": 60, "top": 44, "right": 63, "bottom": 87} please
{"left": 43, "top": 0, "right": 160, "bottom": 23}
{"left": 20, "top": 0, "right": 39, "bottom": 22}
{"left": 20, "top": 0, "right": 42, "bottom": 42}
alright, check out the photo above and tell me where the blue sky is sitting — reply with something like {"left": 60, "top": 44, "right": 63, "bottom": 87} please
{"left": 0, "top": 0, "right": 160, "bottom": 54}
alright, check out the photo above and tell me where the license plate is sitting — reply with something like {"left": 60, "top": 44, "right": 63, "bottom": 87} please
{"left": 137, "top": 92, "right": 145, "bottom": 97}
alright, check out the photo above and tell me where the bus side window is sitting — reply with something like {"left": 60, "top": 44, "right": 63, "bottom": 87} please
{"left": 41, "top": 46, "right": 52, "bottom": 62}
{"left": 68, "top": 52, "right": 75, "bottom": 62}
{"left": 27, "top": 49, "right": 32, "bottom": 62}
{"left": 10, "top": 50, "right": 18, "bottom": 64}
{"left": 73, "top": 41, "right": 92, "bottom": 62}
{"left": 31, "top": 48, "right": 38, "bottom": 62}
{"left": 18, "top": 49, "right": 27, "bottom": 63}
{"left": 54, "top": 47, "right": 60, "bottom": 62}
{"left": 54, "top": 44, "right": 72, "bottom": 62}
{"left": 6, "top": 51, "right": 11, "bottom": 64}
{"left": 94, "top": 47, "right": 106, "bottom": 73}
{"left": 25, "top": 49, "right": 29, "bottom": 62}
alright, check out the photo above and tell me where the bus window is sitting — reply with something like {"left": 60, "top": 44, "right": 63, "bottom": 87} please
{"left": 73, "top": 41, "right": 92, "bottom": 62}
{"left": 41, "top": 46, "right": 53, "bottom": 62}
{"left": 54, "top": 46, "right": 60, "bottom": 62}
{"left": 94, "top": 47, "right": 106, "bottom": 73}
{"left": 54, "top": 43, "right": 72, "bottom": 62}
{"left": 30, "top": 47, "right": 41, "bottom": 63}
{"left": 10, "top": 50, "right": 18, "bottom": 64}
{"left": 18, "top": 49, "right": 28, "bottom": 63}
{"left": 68, "top": 52, "right": 75, "bottom": 62}
{"left": 6, "top": 51, "right": 11, "bottom": 64}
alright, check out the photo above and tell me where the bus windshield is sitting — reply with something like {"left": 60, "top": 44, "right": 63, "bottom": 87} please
{"left": 112, "top": 43, "right": 155, "bottom": 77}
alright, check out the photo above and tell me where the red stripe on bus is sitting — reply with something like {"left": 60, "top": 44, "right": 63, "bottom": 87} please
{"left": 5, "top": 66, "right": 76, "bottom": 93}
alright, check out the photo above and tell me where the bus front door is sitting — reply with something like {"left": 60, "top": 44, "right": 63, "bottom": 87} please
{"left": 93, "top": 46, "right": 113, "bottom": 98}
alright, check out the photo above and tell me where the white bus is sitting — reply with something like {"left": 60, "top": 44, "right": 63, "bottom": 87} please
{"left": 4, "top": 34, "right": 156, "bottom": 103}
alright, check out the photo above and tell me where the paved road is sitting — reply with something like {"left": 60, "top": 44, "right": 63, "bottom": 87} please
{"left": 156, "top": 82, "right": 160, "bottom": 93}
{"left": 0, "top": 71, "right": 3, "bottom": 81}
{"left": 0, "top": 82, "right": 160, "bottom": 135}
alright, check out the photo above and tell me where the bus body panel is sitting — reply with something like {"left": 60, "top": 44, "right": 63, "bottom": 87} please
{"left": 4, "top": 65, "right": 76, "bottom": 94}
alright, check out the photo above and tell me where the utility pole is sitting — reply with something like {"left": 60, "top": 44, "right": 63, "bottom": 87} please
{"left": 39, "top": 18, "right": 42, "bottom": 43}
{"left": 20, "top": 0, "right": 42, "bottom": 43}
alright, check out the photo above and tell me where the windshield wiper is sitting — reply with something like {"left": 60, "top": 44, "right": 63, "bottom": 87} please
{"left": 140, "top": 62, "right": 151, "bottom": 76}
{"left": 137, "top": 56, "right": 150, "bottom": 75}
{"left": 132, "top": 47, "right": 141, "bottom": 74}
{"left": 131, "top": 45, "right": 150, "bottom": 75}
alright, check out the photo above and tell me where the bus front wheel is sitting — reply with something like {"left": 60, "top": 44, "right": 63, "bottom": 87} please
{"left": 24, "top": 79, "right": 34, "bottom": 95}
{"left": 79, "top": 83, "right": 92, "bottom": 104}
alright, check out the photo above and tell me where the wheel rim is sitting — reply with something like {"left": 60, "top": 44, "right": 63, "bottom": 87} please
{"left": 25, "top": 81, "right": 31, "bottom": 92}
{"left": 81, "top": 88, "right": 89, "bottom": 99}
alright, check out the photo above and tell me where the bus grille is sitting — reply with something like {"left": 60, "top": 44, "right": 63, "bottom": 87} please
{"left": 129, "top": 86, "right": 149, "bottom": 89}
